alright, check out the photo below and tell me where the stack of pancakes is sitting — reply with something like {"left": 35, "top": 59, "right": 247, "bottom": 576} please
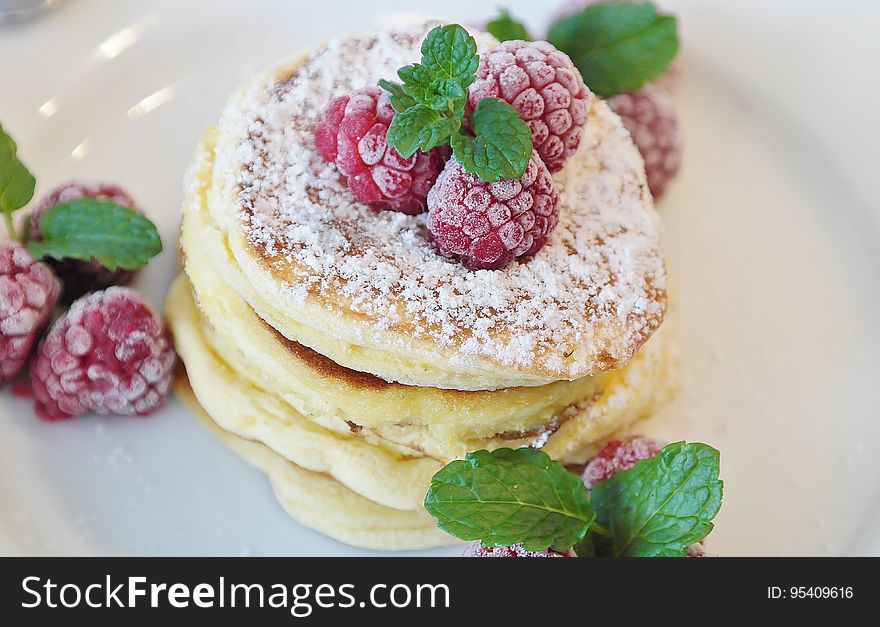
{"left": 165, "top": 23, "right": 674, "bottom": 550}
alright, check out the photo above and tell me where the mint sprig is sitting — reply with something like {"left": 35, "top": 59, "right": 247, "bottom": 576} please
{"left": 486, "top": 9, "right": 529, "bottom": 42}
{"left": 589, "top": 442, "right": 723, "bottom": 557}
{"left": 547, "top": 1, "right": 679, "bottom": 97}
{"left": 425, "top": 442, "right": 723, "bottom": 557}
{"left": 380, "top": 24, "right": 533, "bottom": 181}
{"left": 382, "top": 24, "right": 476, "bottom": 118}
{"left": 450, "top": 98, "right": 532, "bottom": 182}
{"left": 425, "top": 448, "right": 595, "bottom": 552}
{"left": 377, "top": 80, "right": 417, "bottom": 113}
{"left": 1, "top": 123, "right": 37, "bottom": 241}
{"left": 396, "top": 65, "right": 466, "bottom": 112}
{"left": 420, "top": 24, "right": 479, "bottom": 88}
{"left": 387, "top": 106, "right": 461, "bottom": 156}
{"left": 2, "top": 121, "right": 163, "bottom": 271}
{"left": 27, "top": 198, "right": 162, "bottom": 271}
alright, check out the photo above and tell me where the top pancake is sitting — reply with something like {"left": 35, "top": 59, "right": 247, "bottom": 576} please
{"left": 205, "top": 22, "right": 667, "bottom": 390}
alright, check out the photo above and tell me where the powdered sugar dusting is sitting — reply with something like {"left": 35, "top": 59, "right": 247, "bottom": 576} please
{"left": 228, "top": 23, "right": 666, "bottom": 377}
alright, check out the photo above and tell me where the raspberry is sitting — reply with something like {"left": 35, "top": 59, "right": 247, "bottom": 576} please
{"left": 0, "top": 241, "right": 60, "bottom": 383}
{"left": 606, "top": 85, "right": 681, "bottom": 199}
{"left": 314, "top": 87, "right": 448, "bottom": 215}
{"left": 582, "top": 436, "right": 664, "bottom": 489}
{"left": 463, "top": 542, "right": 574, "bottom": 558}
{"left": 468, "top": 40, "right": 591, "bottom": 173}
{"left": 652, "top": 63, "right": 682, "bottom": 93}
{"left": 29, "top": 182, "right": 142, "bottom": 303}
{"left": 426, "top": 152, "right": 559, "bottom": 269}
{"left": 30, "top": 287, "right": 175, "bottom": 421}
{"left": 584, "top": 436, "right": 708, "bottom": 557}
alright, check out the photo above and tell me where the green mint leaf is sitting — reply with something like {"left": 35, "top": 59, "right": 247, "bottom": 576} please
{"left": 381, "top": 24, "right": 479, "bottom": 159}
{"left": 0, "top": 123, "right": 36, "bottom": 217}
{"left": 396, "top": 65, "right": 467, "bottom": 111}
{"left": 377, "top": 79, "right": 417, "bottom": 112}
{"left": 397, "top": 64, "right": 439, "bottom": 106}
{"left": 421, "top": 24, "right": 479, "bottom": 89}
{"left": 451, "top": 98, "right": 532, "bottom": 182}
{"left": 387, "top": 106, "right": 440, "bottom": 157}
{"left": 387, "top": 105, "right": 461, "bottom": 158}
{"left": 547, "top": 1, "right": 679, "bottom": 97}
{"left": 27, "top": 198, "right": 162, "bottom": 271}
{"left": 417, "top": 115, "right": 461, "bottom": 153}
{"left": 424, "top": 448, "right": 594, "bottom": 552}
{"left": 486, "top": 9, "right": 529, "bottom": 42}
{"left": 572, "top": 532, "right": 597, "bottom": 557}
{"left": 590, "top": 442, "right": 723, "bottom": 557}
{"left": 430, "top": 78, "right": 466, "bottom": 109}
{"left": 382, "top": 24, "right": 482, "bottom": 162}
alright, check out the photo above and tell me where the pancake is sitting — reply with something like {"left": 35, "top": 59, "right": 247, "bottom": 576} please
{"left": 178, "top": 159, "right": 677, "bottom": 457}
{"left": 167, "top": 273, "right": 437, "bottom": 510}
{"left": 173, "top": 374, "right": 453, "bottom": 551}
{"left": 167, "top": 268, "right": 675, "bottom": 493}
{"left": 203, "top": 22, "right": 667, "bottom": 391}
{"left": 166, "top": 22, "right": 676, "bottom": 550}
{"left": 180, "top": 139, "right": 660, "bottom": 445}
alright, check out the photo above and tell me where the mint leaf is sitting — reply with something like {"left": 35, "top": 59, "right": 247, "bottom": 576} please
{"left": 451, "top": 98, "right": 532, "bottom": 182}
{"left": 397, "top": 64, "right": 440, "bottom": 107}
{"left": 396, "top": 65, "right": 466, "bottom": 112}
{"left": 27, "top": 198, "right": 162, "bottom": 271}
{"left": 387, "top": 105, "right": 461, "bottom": 157}
{"left": 486, "top": 9, "right": 529, "bottom": 42}
{"left": 377, "top": 80, "right": 416, "bottom": 112}
{"left": 383, "top": 25, "right": 477, "bottom": 113}
{"left": 430, "top": 78, "right": 466, "bottom": 111}
{"left": 421, "top": 24, "right": 479, "bottom": 89}
{"left": 0, "top": 123, "right": 36, "bottom": 218}
{"left": 424, "top": 448, "right": 593, "bottom": 552}
{"left": 382, "top": 24, "right": 528, "bottom": 182}
{"left": 590, "top": 442, "right": 723, "bottom": 557}
{"left": 380, "top": 24, "right": 478, "bottom": 162}
{"left": 547, "top": 2, "right": 679, "bottom": 97}
{"left": 416, "top": 115, "right": 461, "bottom": 152}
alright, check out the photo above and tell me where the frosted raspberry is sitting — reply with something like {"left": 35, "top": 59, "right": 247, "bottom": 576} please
{"left": 0, "top": 241, "right": 60, "bottom": 383}
{"left": 463, "top": 542, "right": 574, "bottom": 558}
{"left": 584, "top": 436, "right": 707, "bottom": 557}
{"left": 29, "top": 182, "right": 142, "bottom": 303}
{"left": 314, "top": 87, "right": 448, "bottom": 215}
{"left": 30, "top": 287, "right": 175, "bottom": 421}
{"left": 468, "top": 40, "right": 591, "bottom": 172}
{"left": 606, "top": 85, "right": 681, "bottom": 199}
{"left": 582, "top": 436, "right": 664, "bottom": 489}
{"left": 426, "top": 152, "right": 559, "bottom": 270}
{"left": 652, "top": 63, "right": 682, "bottom": 93}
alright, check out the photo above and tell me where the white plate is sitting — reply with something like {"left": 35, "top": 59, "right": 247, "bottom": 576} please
{"left": 1, "top": 0, "right": 878, "bottom": 556}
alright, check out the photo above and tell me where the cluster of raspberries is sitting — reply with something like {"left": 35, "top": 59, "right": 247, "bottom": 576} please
{"left": 464, "top": 436, "right": 707, "bottom": 558}
{"left": 315, "top": 39, "right": 592, "bottom": 270}
{"left": 1, "top": 183, "right": 175, "bottom": 421}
